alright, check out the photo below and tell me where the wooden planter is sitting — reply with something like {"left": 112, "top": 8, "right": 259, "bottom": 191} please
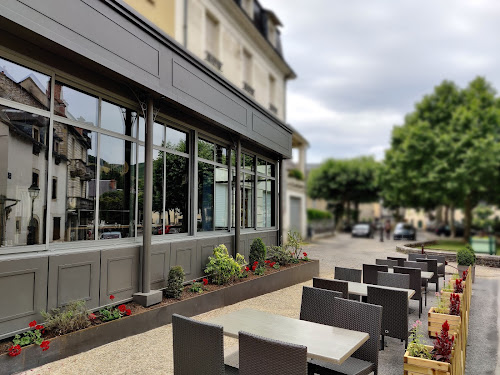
{"left": 404, "top": 346, "right": 457, "bottom": 375}
{"left": 0, "top": 259, "right": 319, "bottom": 374}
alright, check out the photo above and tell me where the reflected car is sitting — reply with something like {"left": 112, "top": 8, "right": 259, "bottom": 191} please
{"left": 153, "top": 225, "right": 182, "bottom": 235}
{"left": 100, "top": 231, "right": 122, "bottom": 239}
{"left": 393, "top": 223, "right": 416, "bottom": 241}
{"left": 351, "top": 223, "right": 373, "bottom": 238}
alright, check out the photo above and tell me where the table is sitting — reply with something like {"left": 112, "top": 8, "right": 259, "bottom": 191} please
{"left": 342, "top": 280, "right": 415, "bottom": 299}
{"left": 206, "top": 308, "right": 369, "bottom": 365}
{"left": 389, "top": 268, "right": 434, "bottom": 280}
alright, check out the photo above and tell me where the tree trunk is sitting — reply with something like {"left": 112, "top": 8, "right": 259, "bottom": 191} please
{"left": 464, "top": 196, "right": 472, "bottom": 240}
{"left": 436, "top": 206, "right": 443, "bottom": 223}
{"left": 346, "top": 200, "right": 351, "bottom": 225}
{"left": 450, "top": 206, "right": 455, "bottom": 237}
{"left": 354, "top": 201, "right": 359, "bottom": 223}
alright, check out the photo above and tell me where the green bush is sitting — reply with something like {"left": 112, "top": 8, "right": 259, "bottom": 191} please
{"left": 204, "top": 244, "right": 246, "bottom": 285}
{"left": 288, "top": 168, "right": 304, "bottom": 180}
{"left": 164, "top": 266, "right": 185, "bottom": 299}
{"left": 286, "top": 230, "right": 303, "bottom": 259}
{"left": 41, "top": 300, "right": 91, "bottom": 335}
{"left": 307, "top": 208, "right": 333, "bottom": 221}
{"left": 268, "top": 245, "right": 293, "bottom": 265}
{"left": 249, "top": 238, "right": 267, "bottom": 266}
{"left": 466, "top": 244, "right": 476, "bottom": 264}
{"left": 457, "top": 247, "right": 474, "bottom": 266}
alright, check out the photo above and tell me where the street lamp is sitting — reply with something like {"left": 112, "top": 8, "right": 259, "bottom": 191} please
{"left": 27, "top": 183, "right": 40, "bottom": 245}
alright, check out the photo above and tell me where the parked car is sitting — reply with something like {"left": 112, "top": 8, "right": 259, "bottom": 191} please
{"left": 435, "top": 224, "right": 465, "bottom": 237}
{"left": 393, "top": 223, "right": 416, "bottom": 241}
{"left": 351, "top": 223, "right": 373, "bottom": 238}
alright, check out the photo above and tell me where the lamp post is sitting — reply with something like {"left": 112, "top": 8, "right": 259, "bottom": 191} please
{"left": 27, "top": 183, "right": 40, "bottom": 245}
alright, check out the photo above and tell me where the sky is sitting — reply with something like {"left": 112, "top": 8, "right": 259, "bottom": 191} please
{"left": 260, "top": 0, "right": 500, "bottom": 164}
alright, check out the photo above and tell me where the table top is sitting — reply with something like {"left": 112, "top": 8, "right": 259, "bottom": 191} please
{"left": 388, "top": 268, "right": 434, "bottom": 280}
{"left": 343, "top": 280, "right": 415, "bottom": 299}
{"left": 206, "top": 308, "right": 369, "bottom": 365}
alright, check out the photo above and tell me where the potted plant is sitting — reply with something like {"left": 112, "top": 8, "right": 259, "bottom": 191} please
{"left": 457, "top": 246, "right": 475, "bottom": 283}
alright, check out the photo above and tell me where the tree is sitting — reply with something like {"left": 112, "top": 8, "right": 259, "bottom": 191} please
{"left": 308, "top": 156, "right": 380, "bottom": 226}
{"left": 381, "top": 77, "right": 500, "bottom": 238}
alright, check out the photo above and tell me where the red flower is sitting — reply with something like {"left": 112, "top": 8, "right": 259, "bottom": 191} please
{"left": 253, "top": 261, "right": 258, "bottom": 265}
{"left": 303, "top": 252, "right": 308, "bottom": 257}
{"left": 442, "top": 320, "right": 450, "bottom": 333}
{"left": 40, "top": 340, "right": 50, "bottom": 351}
{"left": 245, "top": 266, "right": 250, "bottom": 272}
{"left": 8, "top": 345, "right": 21, "bottom": 357}
{"left": 125, "top": 309, "right": 132, "bottom": 316}
{"left": 109, "top": 295, "right": 115, "bottom": 300}
{"left": 28, "top": 320, "right": 37, "bottom": 328}
{"left": 35, "top": 324, "right": 44, "bottom": 330}
{"left": 265, "top": 260, "right": 270, "bottom": 264}
{"left": 88, "top": 313, "right": 96, "bottom": 320}
{"left": 270, "top": 262, "right": 276, "bottom": 267}
{"left": 203, "top": 278, "right": 208, "bottom": 285}
{"left": 118, "top": 304, "right": 127, "bottom": 312}
{"left": 252, "top": 265, "right": 256, "bottom": 271}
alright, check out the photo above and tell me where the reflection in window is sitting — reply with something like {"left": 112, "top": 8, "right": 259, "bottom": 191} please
{"left": 98, "top": 135, "right": 136, "bottom": 240}
{"left": 153, "top": 122, "right": 164, "bottom": 146}
{"left": 165, "top": 153, "right": 189, "bottom": 233}
{"left": 198, "top": 162, "right": 214, "bottom": 231}
{"left": 166, "top": 126, "right": 189, "bottom": 153}
{"left": 215, "top": 166, "right": 228, "bottom": 230}
{"left": 216, "top": 144, "right": 227, "bottom": 164}
{"left": 0, "top": 105, "right": 49, "bottom": 247}
{"left": 53, "top": 82, "right": 98, "bottom": 126}
{"left": 137, "top": 145, "right": 145, "bottom": 237}
{"left": 100, "top": 100, "right": 136, "bottom": 136}
{"left": 242, "top": 173, "right": 254, "bottom": 228}
{"left": 151, "top": 149, "right": 164, "bottom": 235}
{"left": 0, "top": 57, "right": 51, "bottom": 111}
{"left": 198, "top": 138, "right": 214, "bottom": 160}
{"left": 257, "top": 158, "right": 266, "bottom": 174}
{"left": 243, "top": 153, "right": 254, "bottom": 171}
{"left": 257, "top": 177, "right": 275, "bottom": 227}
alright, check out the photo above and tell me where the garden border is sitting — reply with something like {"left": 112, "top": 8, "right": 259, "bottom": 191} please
{"left": 0, "top": 259, "right": 319, "bottom": 374}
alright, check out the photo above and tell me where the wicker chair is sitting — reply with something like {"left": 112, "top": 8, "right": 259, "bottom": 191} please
{"left": 377, "top": 271, "right": 410, "bottom": 289}
{"left": 394, "top": 266, "right": 424, "bottom": 318}
{"left": 300, "top": 285, "right": 342, "bottom": 327}
{"left": 308, "top": 298, "right": 382, "bottom": 375}
{"left": 404, "top": 261, "right": 428, "bottom": 307}
{"left": 172, "top": 314, "right": 238, "bottom": 375}
{"left": 417, "top": 258, "right": 439, "bottom": 291}
{"left": 409, "top": 253, "right": 427, "bottom": 261}
{"left": 239, "top": 331, "right": 308, "bottom": 375}
{"left": 427, "top": 254, "right": 446, "bottom": 281}
{"left": 375, "top": 259, "right": 398, "bottom": 268}
{"left": 362, "top": 264, "right": 388, "bottom": 285}
{"left": 312, "top": 278, "right": 348, "bottom": 299}
{"left": 334, "top": 266, "right": 362, "bottom": 282}
{"left": 367, "top": 286, "right": 409, "bottom": 349}
{"left": 387, "top": 256, "right": 406, "bottom": 267}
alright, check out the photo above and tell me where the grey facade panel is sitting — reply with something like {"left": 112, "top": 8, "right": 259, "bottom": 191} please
{"left": 0, "top": 256, "right": 48, "bottom": 337}
{"left": 196, "top": 237, "right": 218, "bottom": 280}
{"left": 150, "top": 243, "right": 171, "bottom": 290}
{"left": 47, "top": 250, "right": 101, "bottom": 310}
{"left": 170, "top": 240, "right": 197, "bottom": 280}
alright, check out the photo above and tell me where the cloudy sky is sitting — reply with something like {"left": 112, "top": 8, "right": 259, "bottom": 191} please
{"left": 261, "top": 0, "right": 500, "bottom": 164}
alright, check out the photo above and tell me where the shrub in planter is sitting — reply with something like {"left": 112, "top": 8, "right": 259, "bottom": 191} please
{"left": 204, "top": 244, "right": 246, "bottom": 285}
{"left": 249, "top": 238, "right": 266, "bottom": 266}
{"left": 41, "top": 300, "right": 91, "bottom": 335}
{"left": 268, "top": 245, "right": 293, "bottom": 265}
{"left": 164, "top": 266, "right": 185, "bottom": 299}
{"left": 457, "top": 247, "right": 474, "bottom": 267}
{"left": 286, "top": 230, "right": 303, "bottom": 260}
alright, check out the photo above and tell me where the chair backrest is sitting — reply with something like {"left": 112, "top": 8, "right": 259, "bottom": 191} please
{"left": 393, "top": 266, "right": 422, "bottom": 300}
{"left": 172, "top": 314, "right": 225, "bottom": 375}
{"left": 300, "top": 285, "right": 342, "bottom": 326}
{"left": 362, "top": 264, "right": 388, "bottom": 285}
{"left": 404, "top": 261, "right": 428, "bottom": 272}
{"left": 427, "top": 254, "right": 446, "bottom": 264}
{"left": 375, "top": 259, "right": 398, "bottom": 268}
{"left": 367, "top": 286, "right": 408, "bottom": 341}
{"left": 312, "top": 278, "right": 348, "bottom": 299}
{"left": 331, "top": 297, "right": 382, "bottom": 370}
{"left": 334, "top": 266, "right": 362, "bottom": 282}
{"left": 377, "top": 271, "right": 410, "bottom": 289}
{"left": 239, "top": 331, "right": 307, "bottom": 375}
{"left": 409, "top": 253, "right": 427, "bottom": 261}
{"left": 387, "top": 256, "right": 406, "bottom": 267}
{"left": 417, "top": 258, "right": 438, "bottom": 282}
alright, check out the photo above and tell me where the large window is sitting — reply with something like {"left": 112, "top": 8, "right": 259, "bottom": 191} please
{"left": 241, "top": 153, "right": 254, "bottom": 228}
{"left": 256, "top": 158, "right": 276, "bottom": 227}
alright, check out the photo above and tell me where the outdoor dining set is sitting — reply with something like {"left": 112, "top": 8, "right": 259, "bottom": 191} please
{"left": 172, "top": 253, "right": 446, "bottom": 375}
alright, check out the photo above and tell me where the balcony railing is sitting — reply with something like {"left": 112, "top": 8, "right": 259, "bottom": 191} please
{"left": 205, "top": 51, "right": 223, "bottom": 71}
{"left": 243, "top": 82, "right": 255, "bottom": 96}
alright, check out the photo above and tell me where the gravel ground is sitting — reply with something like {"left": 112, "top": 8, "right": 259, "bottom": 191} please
{"left": 17, "top": 232, "right": 500, "bottom": 375}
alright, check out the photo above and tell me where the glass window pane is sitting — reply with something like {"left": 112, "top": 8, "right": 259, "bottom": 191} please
{"left": 151, "top": 149, "right": 164, "bottom": 235}
{"left": 257, "top": 158, "right": 266, "bottom": 174}
{"left": 243, "top": 154, "right": 254, "bottom": 171}
{"left": 166, "top": 126, "right": 189, "bottom": 153}
{"left": 242, "top": 173, "right": 254, "bottom": 228}
{"left": 52, "top": 122, "right": 97, "bottom": 243}
{"left": 54, "top": 82, "right": 97, "bottom": 126}
{"left": 98, "top": 134, "right": 136, "bottom": 239}
{"left": 153, "top": 122, "right": 164, "bottom": 146}
{"left": 100, "top": 101, "right": 136, "bottom": 136}
{"left": 268, "top": 163, "right": 275, "bottom": 177}
{"left": 0, "top": 57, "right": 51, "bottom": 111}
{"left": 214, "top": 166, "right": 228, "bottom": 230}
{"left": 198, "top": 161, "right": 214, "bottom": 231}
{"left": 216, "top": 144, "right": 227, "bottom": 165}
{"left": 231, "top": 168, "right": 235, "bottom": 228}
{"left": 268, "top": 179, "right": 276, "bottom": 227}
{"left": 256, "top": 176, "right": 266, "bottom": 227}
{"left": 0, "top": 105, "right": 49, "bottom": 247}
{"left": 137, "top": 145, "right": 145, "bottom": 237}
{"left": 165, "top": 153, "right": 188, "bottom": 234}
{"left": 138, "top": 116, "right": 145, "bottom": 142}
{"left": 198, "top": 138, "right": 214, "bottom": 160}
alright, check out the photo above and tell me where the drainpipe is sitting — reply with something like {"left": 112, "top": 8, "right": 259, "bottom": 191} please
{"left": 235, "top": 139, "right": 241, "bottom": 256}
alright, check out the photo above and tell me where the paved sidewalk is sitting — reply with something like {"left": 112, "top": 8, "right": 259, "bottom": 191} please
{"left": 18, "top": 233, "right": 500, "bottom": 374}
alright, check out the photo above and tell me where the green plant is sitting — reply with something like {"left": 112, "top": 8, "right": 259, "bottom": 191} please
{"left": 13, "top": 321, "right": 44, "bottom": 347}
{"left": 254, "top": 266, "right": 265, "bottom": 276}
{"left": 434, "top": 292, "right": 449, "bottom": 314}
{"left": 286, "top": 230, "right": 303, "bottom": 259}
{"left": 288, "top": 168, "right": 304, "bottom": 180}
{"left": 272, "top": 263, "right": 280, "bottom": 270}
{"left": 204, "top": 244, "right": 246, "bottom": 285}
{"left": 457, "top": 247, "right": 474, "bottom": 266}
{"left": 189, "top": 282, "right": 204, "bottom": 293}
{"left": 465, "top": 244, "right": 476, "bottom": 264}
{"left": 407, "top": 320, "right": 432, "bottom": 359}
{"left": 249, "top": 238, "right": 267, "bottom": 266}
{"left": 307, "top": 208, "right": 333, "bottom": 221}
{"left": 164, "top": 266, "right": 185, "bottom": 299}
{"left": 41, "top": 300, "right": 91, "bottom": 335}
{"left": 268, "top": 245, "right": 293, "bottom": 265}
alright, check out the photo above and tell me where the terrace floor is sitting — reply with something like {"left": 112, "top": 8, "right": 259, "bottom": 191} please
{"left": 18, "top": 232, "right": 500, "bottom": 374}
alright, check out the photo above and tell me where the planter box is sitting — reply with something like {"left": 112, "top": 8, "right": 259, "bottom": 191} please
{"left": 0, "top": 259, "right": 319, "bottom": 374}
{"left": 404, "top": 346, "right": 457, "bottom": 375}
{"left": 457, "top": 264, "right": 475, "bottom": 283}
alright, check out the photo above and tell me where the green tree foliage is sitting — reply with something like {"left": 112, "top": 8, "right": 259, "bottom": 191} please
{"left": 308, "top": 156, "right": 380, "bottom": 224}
{"left": 164, "top": 266, "right": 185, "bottom": 299}
{"left": 249, "top": 238, "right": 267, "bottom": 266}
{"left": 381, "top": 77, "right": 500, "bottom": 238}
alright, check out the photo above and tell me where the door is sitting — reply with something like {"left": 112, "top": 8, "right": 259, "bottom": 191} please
{"left": 289, "top": 197, "right": 302, "bottom": 233}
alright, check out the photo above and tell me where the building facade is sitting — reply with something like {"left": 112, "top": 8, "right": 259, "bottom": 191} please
{"left": 0, "top": 0, "right": 293, "bottom": 339}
